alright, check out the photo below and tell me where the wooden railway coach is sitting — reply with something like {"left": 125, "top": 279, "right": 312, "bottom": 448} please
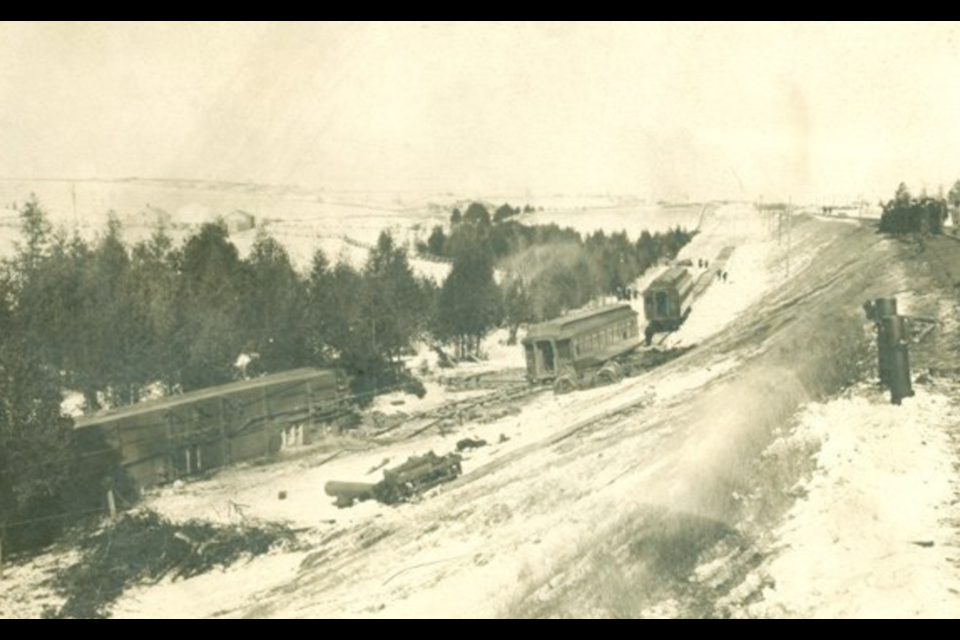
{"left": 75, "top": 368, "right": 346, "bottom": 492}
{"left": 523, "top": 304, "right": 642, "bottom": 389}
{"left": 642, "top": 267, "right": 695, "bottom": 344}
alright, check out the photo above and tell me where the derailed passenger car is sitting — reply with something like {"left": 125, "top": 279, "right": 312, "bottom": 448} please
{"left": 642, "top": 267, "right": 694, "bottom": 345}
{"left": 522, "top": 304, "right": 642, "bottom": 393}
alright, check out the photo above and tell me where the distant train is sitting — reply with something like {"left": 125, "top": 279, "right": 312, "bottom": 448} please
{"left": 642, "top": 267, "right": 695, "bottom": 345}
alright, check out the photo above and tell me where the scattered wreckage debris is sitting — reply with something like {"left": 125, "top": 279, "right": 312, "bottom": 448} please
{"left": 456, "top": 438, "right": 488, "bottom": 452}
{"left": 368, "top": 386, "right": 537, "bottom": 440}
{"left": 325, "top": 451, "right": 463, "bottom": 509}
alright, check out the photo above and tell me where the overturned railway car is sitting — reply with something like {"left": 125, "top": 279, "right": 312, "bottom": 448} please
{"left": 523, "top": 304, "right": 642, "bottom": 393}
{"left": 75, "top": 368, "right": 346, "bottom": 492}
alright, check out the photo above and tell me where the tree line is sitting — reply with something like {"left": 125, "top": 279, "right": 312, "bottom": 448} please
{"left": 0, "top": 196, "right": 693, "bottom": 549}
{"left": 423, "top": 202, "right": 696, "bottom": 348}
{"left": 1, "top": 197, "right": 695, "bottom": 407}
{"left": 2, "top": 198, "right": 438, "bottom": 408}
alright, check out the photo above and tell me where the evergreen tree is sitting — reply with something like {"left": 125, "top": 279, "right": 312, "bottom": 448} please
{"left": 81, "top": 215, "right": 141, "bottom": 406}
{"left": 176, "top": 222, "right": 245, "bottom": 391}
{"left": 241, "top": 229, "right": 309, "bottom": 374}
{"left": 12, "top": 194, "right": 53, "bottom": 278}
{"left": 494, "top": 203, "right": 519, "bottom": 224}
{"left": 305, "top": 249, "right": 334, "bottom": 363}
{"left": 464, "top": 202, "right": 492, "bottom": 227}
{"left": 0, "top": 306, "right": 76, "bottom": 550}
{"left": 438, "top": 251, "right": 501, "bottom": 359}
{"left": 949, "top": 180, "right": 960, "bottom": 208}
{"left": 362, "top": 232, "right": 425, "bottom": 372}
{"left": 895, "top": 182, "right": 912, "bottom": 206}
{"left": 326, "top": 261, "right": 380, "bottom": 394}
{"left": 426, "top": 225, "right": 447, "bottom": 256}
{"left": 129, "top": 227, "right": 182, "bottom": 393}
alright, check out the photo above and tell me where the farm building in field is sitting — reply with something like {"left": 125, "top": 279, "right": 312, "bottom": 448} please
{"left": 75, "top": 368, "right": 346, "bottom": 492}
{"left": 224, "top": 209, "right": 256, "bottom": 233}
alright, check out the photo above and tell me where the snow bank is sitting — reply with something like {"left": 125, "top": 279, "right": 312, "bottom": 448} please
{"left": 729, "top": 385, "right": 960, "bottom": 619}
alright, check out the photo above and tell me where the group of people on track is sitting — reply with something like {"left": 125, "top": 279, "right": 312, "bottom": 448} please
{"left": 698, "top": 258, "right": 729, "bottom": 283}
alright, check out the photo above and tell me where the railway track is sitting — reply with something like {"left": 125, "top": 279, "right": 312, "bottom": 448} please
{"left": 648, "top": 245, "right": 737, "bottom": 347}
{"left": 691, "top": 245, "right": 737, "bottom": 299}
{"left": 370, "top": 382, "right": 548, "bottom": 441}
{"left": 369, "top": 348, "right": 685, "bottom": 441}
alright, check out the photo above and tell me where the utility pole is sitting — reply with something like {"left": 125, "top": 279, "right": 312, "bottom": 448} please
{"left": 787, "top": 197, "right": 792, "bottom": 278}
{"left": 759, "top": 194, "right": 766, "bottom": 236}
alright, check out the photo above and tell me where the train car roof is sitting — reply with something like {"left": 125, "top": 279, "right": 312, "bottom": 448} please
{"left": 75, "top": 368, "right": 339, "bottom": 429}
{"left": 523, "top": 303, "right": 636, "bottom": 343}
{"left": 646, "top": 266, "right": 692, "bottom": 291}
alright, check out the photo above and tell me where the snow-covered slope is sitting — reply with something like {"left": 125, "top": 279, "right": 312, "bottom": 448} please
{"left": 6, "top": 206, "right": 960, "bottom": 620}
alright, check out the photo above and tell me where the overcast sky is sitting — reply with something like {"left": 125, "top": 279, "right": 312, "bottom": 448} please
{"left": 1, "top": 21, "right": 959, "bottom": 202}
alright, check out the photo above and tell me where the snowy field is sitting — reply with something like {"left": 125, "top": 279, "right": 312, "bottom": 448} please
{"left": 731, "top": 384, "right": 960, "bottom": 619}
{"left": 0, "top": 180, "right": 709, "bottom": 285}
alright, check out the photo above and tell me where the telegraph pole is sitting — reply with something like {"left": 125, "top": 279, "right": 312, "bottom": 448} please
{"left": 778, "top": 207, "right": 783, "bottom": 246}
{"left": 787, "top": 197, "right": 792, "bottom": 278}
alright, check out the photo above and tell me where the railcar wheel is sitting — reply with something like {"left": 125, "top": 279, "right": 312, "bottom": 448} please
{"left": 553, "top": 376, "right": 577, "bottom": 395}
{"left": 597, "top": 364, "right": 623, "bottom": 386}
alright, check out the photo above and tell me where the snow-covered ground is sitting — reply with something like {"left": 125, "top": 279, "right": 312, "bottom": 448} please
{"left": 726, "top": 383, "right": 960, "bottom": 619}
{"left": 9, "top": 199, "right": 960, "bottom": 620}
{"left": 624, "top": 203, "right": 786, "bottom": 347}
{"left": 522, "top": 203, "right": 703, "bottom": 240}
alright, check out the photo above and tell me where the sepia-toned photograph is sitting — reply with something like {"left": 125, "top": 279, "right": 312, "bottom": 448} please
{"left": 2, "top": 20, "right": 960, "bottom": 619}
